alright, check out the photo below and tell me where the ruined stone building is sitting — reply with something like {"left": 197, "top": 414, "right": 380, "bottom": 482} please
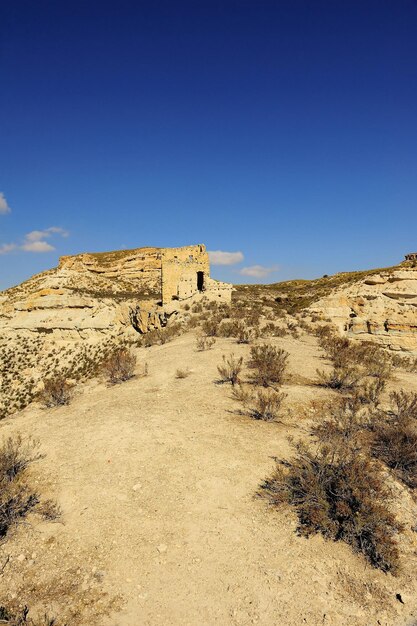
{"left": 0, "top": 244, "right": 233, "bottom": 340}
{"left": 405, "top": 253, "right": 417, "bottom": 262}
{"left": 59, "top": 244, "right": 232, "bottom": 304}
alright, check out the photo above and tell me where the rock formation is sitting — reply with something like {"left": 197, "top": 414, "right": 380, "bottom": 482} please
{"left": 0, "top": 244, "right": 232, "bottom": 341}
{"left": 309, "top": 264, "right": 417, "bottom": 352}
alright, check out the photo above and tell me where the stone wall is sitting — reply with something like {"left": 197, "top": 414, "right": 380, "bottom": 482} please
{"left": 161, "top": 244, "right": 210, "bottom": 304}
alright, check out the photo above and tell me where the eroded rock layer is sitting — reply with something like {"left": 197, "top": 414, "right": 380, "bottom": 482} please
{"left": 0, "top": 244, "right": 232, "bottom": 341}
{"left": 309, "top": 265, "right": 417, "bottom": 352}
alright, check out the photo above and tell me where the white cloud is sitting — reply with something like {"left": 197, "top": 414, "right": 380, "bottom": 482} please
{"left": 208, "top": 250, "right": 244, "bottom": 266}
{"left": 25, "top": 227, "right": 69, "bottom": 242}
{"left": 21, "top": 240, "right": 55, "bottom": 253}
{"left": 0, "top": 193, "right": 11, "bottom": 215}
{"left": 0, "top": 243, "right": 17, "bottom": 255}
{"left": 0, "top": 226, "right": 69, "bottom": 255}
{"left": 239, "top": 264, "right": 279, "bottom": 278}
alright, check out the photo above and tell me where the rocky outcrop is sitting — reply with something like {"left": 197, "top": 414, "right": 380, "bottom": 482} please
{"left": 309, "top": 265, "right": 417, "bottom": 352}
{"left": 0, "top": 244, "right": 232, "bottom": 341}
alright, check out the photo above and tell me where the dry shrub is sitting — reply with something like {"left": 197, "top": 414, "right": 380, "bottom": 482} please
{"left": 316, "top": 365, "right": 362, "bottom": 391}
{"left": 143, "top": 330, "right": 160, "bottom": 347}
{"left": 0, "top": 607, "right": 60, "bottom": 625}
{"left": 247, "top": 344, "right": 289, "bottom": 387}
{"left": 261, "top": 322, "right": 285, "bottom": 337}
{"left": 247, "top": 388, "right": 287, "bottom": 422}
{"left": 201, "top": 319, "right": 219, "bottom": 337}
{"left": 175, "top": 368, "right": 191, "bottom": 379}
{"left": 217, "top": 320, "right": 238, "bottom": 338}
{"left": 195, "top": 334, "right": 216, "bottom": 351}
{"left": 318, "top": 334, "right": 392, "bottom": 382}
{"left": 232, "top": 384, "right": 286, "bottom": 422}
{"left": 312, "top": 397, "right": 370, "bottom": 448}
{"left": 102, "top": 347, "right": 136, "bottom": 384}
{"left": 36, "top": 499, "right": 62, "bottom": 521}
{"left": 217, "top": 354, "right": 243, "bottom": 386}
{"left": 391, "top": 354, "right": 417, "bottom": 373}
{"left": 261, "top": 443, "right": 402, "bottom": 573}
{"left": 371, "top": 416, "right": 417, "bottom": 489}
{"left": 39, "top": 376, "right": 72, "bottom": 408}
{"left": 236, "top": 323, "right": 255, "bottom": 344}
{"left": 389, "top": 390, "right": 417, "bottom": 421}
{"left": 158, "top": 323, "right": 182, "bottom": 344}
{"left": 0, "top": 436, "right": 39, "bottom": 539}
{"left": 353, "top": 378, "right": 386, "bottom": 407}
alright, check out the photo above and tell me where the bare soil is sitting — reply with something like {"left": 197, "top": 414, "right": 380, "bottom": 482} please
{"left": 1, "top": 331, "right": 417, "bottom": 625}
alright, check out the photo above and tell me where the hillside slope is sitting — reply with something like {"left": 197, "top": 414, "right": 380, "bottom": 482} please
{"left": 1, "top": 332, "right": 417, "bottom": 625}
{"left": 235, "top": 262, "right": 417, "bottom": 352}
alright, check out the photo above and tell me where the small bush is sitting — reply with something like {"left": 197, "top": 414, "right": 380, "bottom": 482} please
{"left": 261, "top": 444, "right": 402, "bottom": 573}
{"left": 102, "top": 347, "right": 136, "bottom": 384}
{"left": 158, "top": 323, "right": 183, "bottom": 344}
{"left": 389, "top": 390, "right": 417, "bottom": 421}
{"left": 371, "top": 417, "right": 417, "bottom": 489}
{"left": 196, "top": 334, "right": 216, "bottom": 351}
{"left": 316, "top": 365, "right": 362, "bottom": 391}
{"left": 36, "top": 499, "right": 62, "bottom": 521}
{"left": 247, "top": 388, "right": 287, "bottom": 422}
{"left": 143, "top": 330, "right": 160, "bottom": 347}
{"left": 247, "top": 344, "right": 289, "bottom": 387}
{"left": 0, "top": 436, "right": 40, "bottom": 539}
{"left": 0, "top": 606, "right": 60, "bottom": 625}
{"left": 201, "top": 319, "right": 219, "bottom": 337}
{"left": 39, "top": 376, "right": 72, "bottom": 408}
{"left": 353, "top": 378, "right": 386, "bottom": 407}
{"left": 217, "top": 354, "right": 243, "bottom": 386}
{"left": 312, "top": 396, "right": 372, "bottom": 449}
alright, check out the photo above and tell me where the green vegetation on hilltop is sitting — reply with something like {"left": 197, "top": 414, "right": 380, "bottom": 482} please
{"left": 234, "top": 264, "right": 400, "bottom": 314}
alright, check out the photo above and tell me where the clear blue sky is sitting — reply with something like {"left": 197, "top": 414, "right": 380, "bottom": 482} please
{"left": 1, "top": 0, "right": 417, "bottom": 289}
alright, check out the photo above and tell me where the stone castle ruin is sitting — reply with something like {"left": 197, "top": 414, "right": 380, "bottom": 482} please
{"left": 405, "top": 252, "right": 417, "bottom": 262}
{"left": 0, "top": 244, "right": 232, "bottom": 339}
{"left": 59, "top": 244, "right": 231, "bottom": 305}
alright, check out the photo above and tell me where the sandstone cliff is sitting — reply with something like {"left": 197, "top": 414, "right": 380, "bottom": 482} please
{"left": 0, "top": 244, "right": 232, "bottom": 341}
{"left": 309, "top": 263, "right": 417, "bottom": 352}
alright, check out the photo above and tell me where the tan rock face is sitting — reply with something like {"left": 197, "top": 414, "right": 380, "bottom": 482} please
{"left": 0, "top": 244, "right": 232, "bottom": 341}
{"left": 309, "top": 266, "right": 417, "bottom": 352}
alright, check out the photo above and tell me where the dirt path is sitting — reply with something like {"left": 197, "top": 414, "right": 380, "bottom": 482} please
{"left": 1, "top": 333, "right": 417, "bottom": 625}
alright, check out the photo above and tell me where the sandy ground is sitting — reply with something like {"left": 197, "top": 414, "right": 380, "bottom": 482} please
{"left": 1, "top": 331, "right": 417, "bottom": 625}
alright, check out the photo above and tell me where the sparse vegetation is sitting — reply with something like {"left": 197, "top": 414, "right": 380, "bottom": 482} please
{"left": 39, "top": 376, "right": 73, "bottom": 408}
{"left": 371, "top": 412, "right": 417, "bottom": 489}
{"left": 217, "top": 354, "right": 243, "bottom": 386}
{"left": 0, "top": 435, "right": 39, "bottom": 539}
{"left": 0, "top": 606, "right": 62, "bottom": 626}
{"left": 102, "top": 346, "right": 137, "bottom": 384}
{"left": 316, "top": 364, "right": 362, "bottom": 391}
{"left": 246, "top": 388, "right": 287, "bottom": 422}
{"left": 261, "top": 443, "right": 402, "bottom": 573}
{"left": 195, "top": 334, "right": 216, "bottom": 351}
{"left": 247, "top": 344, "right": 289, "bottom": 387}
